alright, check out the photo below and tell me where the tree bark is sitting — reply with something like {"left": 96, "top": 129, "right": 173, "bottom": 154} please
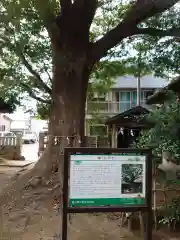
{"left": 34, "top": 44, "right": 90, "bottom": 179}
{"left": 50, "top": 48, "right": 88, "bottom": 138}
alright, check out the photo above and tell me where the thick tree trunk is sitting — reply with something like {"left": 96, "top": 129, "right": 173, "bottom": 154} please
{"left": 50, "top": 50, "right": 88, "bottom": 140}
{"left": 34, "top": 45, "right": 90, "bottom": 181}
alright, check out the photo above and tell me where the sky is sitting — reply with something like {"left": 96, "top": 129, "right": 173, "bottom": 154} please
{"left": 8, "top": 95, "right": 37, "bottom": 120}
{"left": 7, "top": 98, "right": 37, "bottom": 120}
{"left": 7, "top": 110, "right": 31, "bottom": 120}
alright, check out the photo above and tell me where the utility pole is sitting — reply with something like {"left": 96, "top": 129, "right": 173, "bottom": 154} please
{"left": 137, "top": 49, "right": 142, "bottom": 106}
{"left": 137, "top": 75, "right": 141, "bottom": 106}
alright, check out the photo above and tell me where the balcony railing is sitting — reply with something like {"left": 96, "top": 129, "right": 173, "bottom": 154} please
{"left": 86, "top": 100, "right": 149, "bottom": 114}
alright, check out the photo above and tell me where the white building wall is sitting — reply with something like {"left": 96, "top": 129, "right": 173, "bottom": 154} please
{"left": 30, "top": 119, "right": 48, "bottom": 136}
{"left": 0, "top": 114, "right": 11, "bottom": 131}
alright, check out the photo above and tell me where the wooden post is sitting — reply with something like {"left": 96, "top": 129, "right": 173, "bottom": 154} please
{"left": 153, "top": 166, "right": 157, "bottom": 231}
{"left": 139, "top": 212, "right": 145, "bottom": 237}
{"left": 120, "top": 212, "right": 126, "bottom": 227}
{"left": 111, "top": 124, "right": 117, "bottom": 148}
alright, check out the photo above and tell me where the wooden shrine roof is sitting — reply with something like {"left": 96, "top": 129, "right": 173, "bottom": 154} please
{"left": 105, "top": 106, "right": 151, "bottom": 128}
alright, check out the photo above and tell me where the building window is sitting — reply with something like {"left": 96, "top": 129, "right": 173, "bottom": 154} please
{"left": 119, "top": 91, "right": 131, "bottom": 112}
{"left": 115, "top": 90, "right": 154, "bottom": 112}
{"left": 89, "top": 125, "right": 108, "bottom": 136}
{"left": 0, "top": 125, "right": 5, "bottom": 131}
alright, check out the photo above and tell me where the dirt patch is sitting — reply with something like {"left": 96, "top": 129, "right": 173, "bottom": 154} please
{"left": 3, "top": 205, "right": 136, "bottom": 239}
{"left": 0, "top": 167, "right": 142, "bottom": 240}
{"left": 0, "top": 167, "right": 179, "bottom": 240}
{"left": 0, "top": 166, "right": 21, "bottom": 194}
{"left": 1, "top": 209, "right": 142, "bottom": 240}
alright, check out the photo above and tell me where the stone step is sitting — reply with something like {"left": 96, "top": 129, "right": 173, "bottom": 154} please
{"left": 0, "top": 159, "right": 35, "bottom": 167}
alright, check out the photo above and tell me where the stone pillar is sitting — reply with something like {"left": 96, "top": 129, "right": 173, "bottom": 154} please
{"left": 38, "top": 132, "right": 45, "bottom": 156}
{"left": 16, "top": 133, "right": 22, "bottom": 159}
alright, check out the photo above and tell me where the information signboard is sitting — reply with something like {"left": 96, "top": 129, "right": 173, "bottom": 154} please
{"left": 62, "top": 148, "right": 152, "bottom": 240}
{"left": 69, "top": 154, "right": 146, "bottom": 207}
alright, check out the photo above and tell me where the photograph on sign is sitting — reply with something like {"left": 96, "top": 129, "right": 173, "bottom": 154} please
{"left": 69, "top": 154, "right": 146, "bottom": 207}
{"left": 121, "top": 164, "right": 143, "bottom": 194}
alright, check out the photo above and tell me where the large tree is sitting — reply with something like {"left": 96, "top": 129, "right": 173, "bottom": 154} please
{"left": 1, "top": 0, "right": 180, "bottom": 179}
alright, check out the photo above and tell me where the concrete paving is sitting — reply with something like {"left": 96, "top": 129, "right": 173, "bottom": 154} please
{"left": 21, "top": 142, "right": 39, "bottom": 162}
{"left": 0, "top": 142, "right": 38, "bottom": 167}
{"left": 0, "top": 160, "right": 34, "bottom": 167}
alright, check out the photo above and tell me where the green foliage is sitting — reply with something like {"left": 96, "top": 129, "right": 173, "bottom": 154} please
{"left": 129, "top": 4, "right": 180, "bottom": 77}
{"left": 122, "top": 38, "right": 154, "bottom": 77}
{"left": 159, "top": 196, "right": 180, "bottom": 226}
{"left": 88, "top": 60, "right": 127, "bottom": 99}
{"left": 0, "top": 0, "right": 179, "bottom": 119}
{"left": 36, "top": 102, "right": 50, "bottom": 120}
{"left": 0, "top": 0, "right": 134, "bottom": 118}
{"left": 151, "top": 39, "right": 180, "bottom": 77}
{"left": 134, "top": 91, "right": 180, "bottom": 159}
{"left": 89, "top": 125, "right": 107, "bottom": 136}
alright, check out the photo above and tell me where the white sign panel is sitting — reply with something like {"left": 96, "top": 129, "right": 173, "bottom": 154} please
{"left": 69, "top": 154, "right": 146, "bottom": 206}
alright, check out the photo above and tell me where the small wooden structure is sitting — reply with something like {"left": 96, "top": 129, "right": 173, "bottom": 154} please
{"left": 105, "top": 106, "right": 152, "bottom": 148}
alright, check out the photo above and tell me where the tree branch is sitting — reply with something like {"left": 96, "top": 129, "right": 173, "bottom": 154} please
{"left": 42, "top": 61, "right": 52, "bottom": 84}
{"left": 19, "top": 52, "right": 52, "bottom": 95}
{"left": 34, "top": 0, "right": 60, "bottom": 45}
{"left": 91, "top": 22, "right": 138, "bottom": 62}
{"left": 20, "top": 83, "right": 51, "bottom": 104}
{"left": 45, "top": 68, "right": 52, "bottom": 84}
{"left": 60, "top": 0, "right": 72, "bottom": 15}
{"left": 91, "top": 0, "right": 179, "bottom": 62}
{"left": 72, "top": 0, "right": 98, "bottom": 30}
{"left": 0, "top": 35, "right": 53, "bottom": 95}
{"left": 123, "top": 0, "right": 180, "bottom": 26}
{"left": 136, "top": 27, "right": 180, "bottom": 37}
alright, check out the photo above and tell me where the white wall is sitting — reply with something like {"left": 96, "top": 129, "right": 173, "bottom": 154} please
{"left": 30, "top": 119, "right": 48, "bottom": 136}
{"left": 11, "top": 120, "right": 29, "bottom": 130}
{"left": 0, "top": 114, "right": 11, "bottom": 131}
